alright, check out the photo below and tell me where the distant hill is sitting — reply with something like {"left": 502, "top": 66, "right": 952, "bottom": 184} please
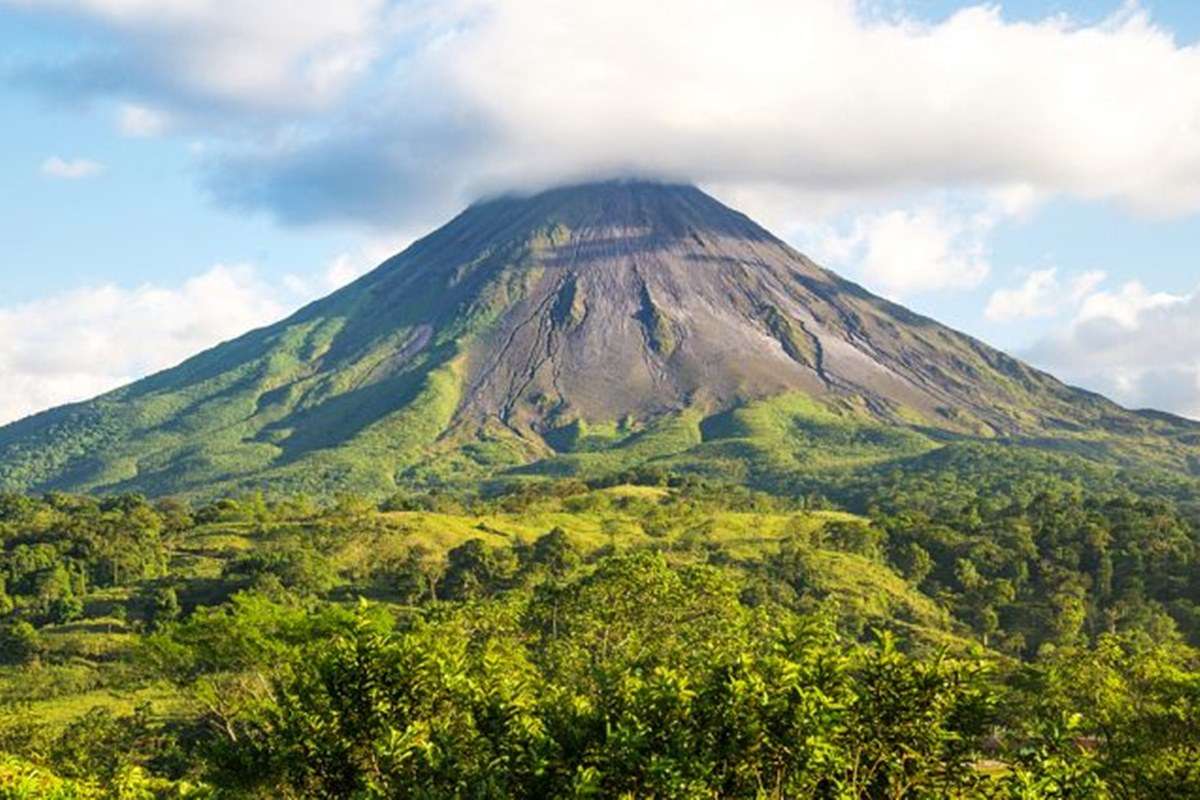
{"left": 2, "top": 180, "right": 1198, "bottom": 497}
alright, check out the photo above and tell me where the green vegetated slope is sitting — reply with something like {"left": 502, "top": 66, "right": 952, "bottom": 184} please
{"left": 4, "top": 477, "right": 1200, "bottom": 796}
{"left": 518, "top": 393, "right": 937, "bottom": 483}
{"left": 0, "top": 486, "right": 958, "bottom": 766}
{"left": 2, "top": 181, "right": 1199, "bottom": 502}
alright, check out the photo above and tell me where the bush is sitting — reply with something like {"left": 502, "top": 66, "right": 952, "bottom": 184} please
{"left": 0, "top": 621, "right": 42, "bottom": 665}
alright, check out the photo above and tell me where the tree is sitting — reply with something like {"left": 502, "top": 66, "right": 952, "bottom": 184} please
{"left": 225, "top": 544, "right": 336, "bottom": 597}
{"left": 895, "top": 541, "right": 933, "bottom": 586}
{"left": 1049, "top": 591, "right": 1088, "bottom": 648}
{"left": 376, "top": 545, "right": 442, "bottom": 604}
{"left": 154, "top": 497, "right": 194, "bottom": 534}
{"left": 441, "top": 539, "right": 514, "bottom": 600}
{"left": 48, "top": 706, "right": 147, "bottom": 784}
{"left": 0, "top": 621, "right": 42, "bottom": 665}
{"left": 825, "top": 520, "right": 886, "bottom": 560}
{"left": 331, "top": 493, "right": 375, "bottom": 520}
{"left": 46, "top": 594, "right": 84, "bottom": 625}
{"left": 147, "top": 586, "right": 181, "bottom": 630}
{"left": 528, "top": 527, "right": 580, "bottom": 578}
{"left": 33, "top": 563, "right": 74, "bottom": 615}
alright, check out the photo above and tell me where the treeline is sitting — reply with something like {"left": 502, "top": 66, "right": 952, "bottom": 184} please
{"left": 0, "top": 478, "right": 793, "bottom": 629}
{"left": 5, "top": 474, "right": 1200, "bottom": 648}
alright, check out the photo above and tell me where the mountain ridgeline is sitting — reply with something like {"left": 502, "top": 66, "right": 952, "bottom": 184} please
{"left": 2, "top": 181, "right": 1198, "bottom": 498}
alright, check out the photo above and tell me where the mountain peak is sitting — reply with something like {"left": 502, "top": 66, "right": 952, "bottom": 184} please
{"left": 1, "top": 181, "right": 1192, "bottom": 497}
{"left": 457, "top": 179, "right": 779, "bottom": 249}
{"left": 475, "top": 178, "right": 709, "bottom": 209}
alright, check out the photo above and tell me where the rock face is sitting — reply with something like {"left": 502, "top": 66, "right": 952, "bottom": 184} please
{"left": 0, "top": 180, "right": 1193, "bottom": 496}
{"left": 373, "top": 181, "right": 1110, "bottom": 439}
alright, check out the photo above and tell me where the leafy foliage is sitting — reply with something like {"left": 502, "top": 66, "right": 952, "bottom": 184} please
{"left": 0, "top": 476, "right": 1198, "bottom": 796}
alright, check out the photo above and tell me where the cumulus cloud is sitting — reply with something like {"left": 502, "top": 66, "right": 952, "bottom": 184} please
{"left": 1024, "top": 280, "right": 1200, "bottom": 419}
{"left": 0, "top": 265, "right": 281, "bottom": 424}
{"left": 793, "top": 185, "right": 1042, "bottom": 295}
{"left": 4, "top": 0, "right": 389, "bottom": 114}
{"left": 821, "top": 205, "right": 992, "bottom": 295}
{"left": 986, "top": 268, "right": 1106, "bottom": 321}
{"left": 1074, "top": 280, "right": 1183, "bottom": 328}
{"left": 0, "top": 253, "right": 393, "bottom": 425}
{"left": 7, "top": 1, "right": 1200, "bottom": 231}
{"left": 281, "top": 236, "right": 411, "bottom": 297}
{"left": 208, "top": 1, "right": 1200, "bottom": 224}
{"left": 426, "top": 1, "right": 1200, "bottom": 217}
{"left": 40, "top": 156, "right": 105, "bottom": 179}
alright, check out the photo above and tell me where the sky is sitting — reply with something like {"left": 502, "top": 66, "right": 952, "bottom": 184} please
{"left": 1, "top": 0, "right": 1199, "bottom": 423}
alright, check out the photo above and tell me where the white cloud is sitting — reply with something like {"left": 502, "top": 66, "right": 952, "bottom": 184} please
{"left": 986, "top": 183, "right": 1043, "bottom": 219}
{"left": 797, "top": 188, "right": 1038, "bottom": 295}
{"left": 1068, "top": 271, "right": 1109, "bottom": 305}
{"left": 844, "top": 206, "right": 991, "bottom": 295}
{"left": 0, "top": 243, "right": 403, "bottom": 425}
{"left": 986, "top": 269, "right": 1060, "bottom": 321}
{"left": 282, "top": 236, "right": 411, "bottom": 298}
{"left": 117, "top": 103, "right": 170, "bottom": 137}
{"left": 985, "top": 268, "right": 1107, "bottom": 321}
{"left": 40, "top": 156, "right": 105, "bottom": 179}
{"left": 384, "top": 0, "right": 1200, "bottom": 217}
{"left": 5, "top": 0, "right": 389, "bottom": 112}
{"left": 9, "top": 1, "right": 1200, "bottom": 228}
{"left": 0, "top": 265, "right": 284, "bottom": 423}
{"left": 1074, "top": 280, "right": 1183, "bottom": 328}
{"left": 1024, "top": 279, "right": 1200, "bottom": 419}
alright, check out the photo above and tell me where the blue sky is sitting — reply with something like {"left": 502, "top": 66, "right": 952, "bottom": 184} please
{"left": 1, "top": 0, "right": 1199, "bottom": 422}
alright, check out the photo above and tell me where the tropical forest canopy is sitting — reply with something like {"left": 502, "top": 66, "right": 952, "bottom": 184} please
{"left": 1, "top": 453, "right": 1199, "bottom": 798}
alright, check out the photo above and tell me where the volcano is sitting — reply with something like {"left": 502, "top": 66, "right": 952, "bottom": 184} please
{"left": 2, "top": 180, "right": 1197, "bottom": 497}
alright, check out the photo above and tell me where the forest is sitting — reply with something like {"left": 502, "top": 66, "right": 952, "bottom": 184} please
{"left": 1, "top": 461, "right": 1199, "bottom": 798}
